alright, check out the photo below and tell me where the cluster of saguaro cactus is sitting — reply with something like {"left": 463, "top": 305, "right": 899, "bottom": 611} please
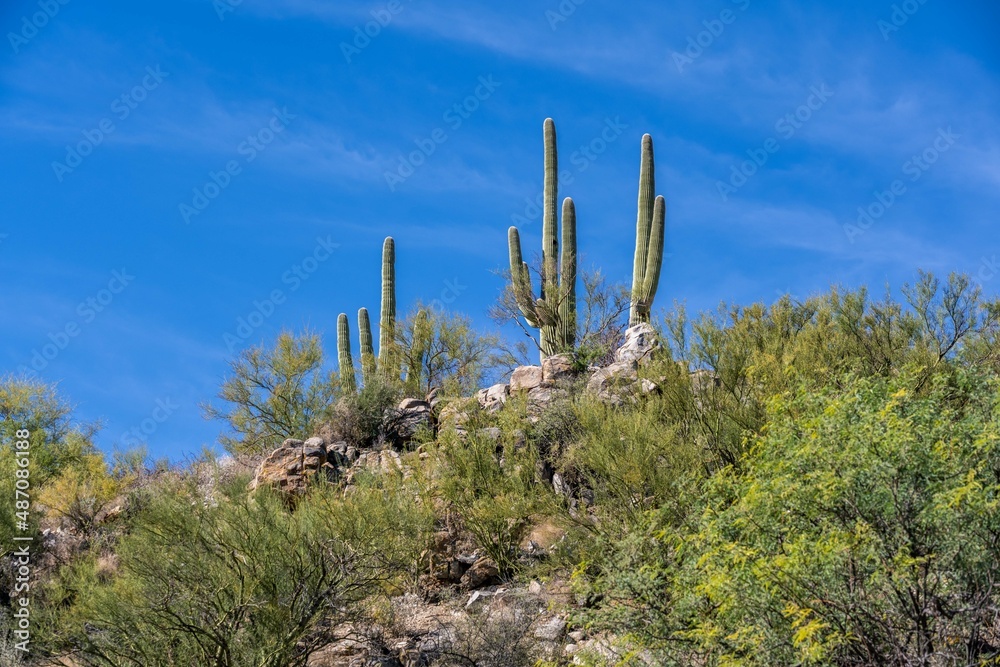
{"left": 337, "top": 237, "right": 397, "bottom": 393}
{"left": 507, "top": 118, "right": 577, "bottom": 360}
{"left": 629, "top": 134, "right": 666, "bottom": 326}
{"left": 335, "top": 121, "right": 664, "bottom": 381}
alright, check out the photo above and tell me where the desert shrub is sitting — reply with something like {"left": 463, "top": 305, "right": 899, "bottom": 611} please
{"left": 326, "top": 374, "right": 402, "bottom": 448}
{"left": 203, "top": 330, "right": 338, "bottom": 455}
{"left": 36, "top": 451, "right": 127, "bottom": 532}
{"left": 586, "top": 367, "right": 1000, "bottom": 666}
{"left": 434, "top": 593, "right": 549, "bottom": 666}
{"left": 562, "top": 396, "right": 703, "bottom": 538}
{"left": 396, "top": 305, "right": 504, "bottom": 397}
{"left": 660, "top": 273, "right": 1000, "bottom": 469}
{"left": 316, "top": 467, "right": 435, "bottom": 591}
{"left": 42, "top": 478, "right": 397, "bottom": 667}
{"left": 434, "top": 427, "right": 555, "bottom": 577}
{"left": 0, "top": 377, "right": 102, "bottom": 606}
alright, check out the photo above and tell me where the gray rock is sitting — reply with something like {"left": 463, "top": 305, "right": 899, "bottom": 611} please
{"left": 534, "top": 616, "right": 567, "bottom": 642}
{"left": 476, "top": 383, "right": 510, "bottom": 412}
{"left": 615, "top": 322, "right": 660, "bottom": 366}
{"left": 389, "top": 398, "right": 433, "bottom": 445}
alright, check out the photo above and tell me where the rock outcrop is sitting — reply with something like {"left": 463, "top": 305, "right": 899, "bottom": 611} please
{"left": 248, "top": 437, "right": 336, "bottom": 498}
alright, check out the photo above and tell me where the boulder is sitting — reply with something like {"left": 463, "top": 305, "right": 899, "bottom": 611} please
{"left": 541, "top": 353, "right": 575, "bottom": 385}
{"left": 527, "top": 385, "right": 556, "bottom": 408}
{"left": 388, "top": 398, "right": 433, "bottom": 445}
{"left": 510, "top": 365, "right": 543, "bottom": 393}
{"left": 586, "top": 361, "right": 640, "bottom": 405}
{"left": 460, "top": 557, "right": 501, "bottom": 589}
{"left": 248, "top": 437, "right": 335, "bottom": 497}
{"left": 534, "top": 616, "right": 567, "bottom": 642}
{"left": 476, "top": 383, "right": 510, "bottom": 412}
{"left": 615, "top": 322, "right": 660, "bottom": 366}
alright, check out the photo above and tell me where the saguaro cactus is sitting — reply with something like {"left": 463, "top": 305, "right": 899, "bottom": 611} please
{"left": 337, "top": 313, "right": 357, "bottom": 394}
{"left": 358, "top": 307, "right": 376, "bottom": 386}
{"left": 508, "top": 118, "right": 577, "bottom": 359}
{"left": 378, "top": 236, "right": 398, "bottom": 379}
{"left": 629, "top": 134, "right": 666, "bottom": 326}
{"left": 406, "top": 308, "right": 430, "bottom": 391}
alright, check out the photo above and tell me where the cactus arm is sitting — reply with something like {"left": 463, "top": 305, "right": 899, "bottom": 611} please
{"left": 337, "top": 313, "right": 357, "bottom": 394}
{"left": 358, "top": 307, "right": 376, "bottom": 386}
{"left": 639, "top": 195, "right": 666, "bottom": 314}
{"left": 508, "top": 226, "right": 540, "bottom": 327}
{"left": 558, "top": 196, "right": 577, "bottom": 351}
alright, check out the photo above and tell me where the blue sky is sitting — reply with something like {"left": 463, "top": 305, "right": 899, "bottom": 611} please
{"left": 1, "top": 0, "right": 998, "bottom": 460}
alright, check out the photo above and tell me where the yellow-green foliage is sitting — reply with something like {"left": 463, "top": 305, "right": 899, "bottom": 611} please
{"left": 203, "top": 330, "right": 338, "bottom": 455}
{"left": 584, "top": 368, "right": 1000, "bottom": 666}
{"left": 37, "top": 449, "right": 125, "bottom": 530}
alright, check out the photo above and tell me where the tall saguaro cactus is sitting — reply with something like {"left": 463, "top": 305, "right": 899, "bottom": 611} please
{"left": 629, "top": 134, "right": 666, "bottom": 326}
{"left": 337, "top": 313, "right": 357, "bottom": 394}
{"left": 358, "top": 307, "right": 376, "bottom": 386}
{"left": 378, "top": 236, "right": 398, "bottom": 379}
{"left": 508, "top": 118, "right": 577, "bottom": 359}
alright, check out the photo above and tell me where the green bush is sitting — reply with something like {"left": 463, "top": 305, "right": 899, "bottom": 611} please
{"left": 203, "top": 330, "right": 338, "bottom": 455}
{"left": 434, "top": 425, "right": 555, "bottom": 577}
{"left": 563, "top": 395, "right": 703, "bottom": 538}
{"left": 41, "top": 477, "right": 410, "bottom": 667}
{"left": 586, "top": 367, "right": 1000, "bottom": 666}
{"left": 326, "top": 374, "right": 402, "bottom": 448}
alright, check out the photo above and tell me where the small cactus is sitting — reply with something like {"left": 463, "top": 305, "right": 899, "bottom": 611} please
{"left": 630, "top": 134, "right": 666, "bottom": 326}
{"left": 337, "top": 313, "right": 357, "bottom": 394}
{"left": 508, "top": 118, "right": 577, "bottom": 359}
